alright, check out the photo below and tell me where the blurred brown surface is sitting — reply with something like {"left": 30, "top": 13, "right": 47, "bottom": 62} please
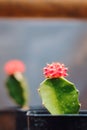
{"left": 0, "top": 0, "right": 87, "bottom": 18}
{"left": 0, "top": 110, "right": 16, "bottom": 130}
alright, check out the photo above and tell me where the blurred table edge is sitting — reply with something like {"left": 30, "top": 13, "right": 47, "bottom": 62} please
{"left": 0, "top": 0, "right": 87, "bottom": 18}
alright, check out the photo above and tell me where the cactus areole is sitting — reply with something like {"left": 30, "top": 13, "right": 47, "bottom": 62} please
{"left": 4, "top": 60, "right": 28, "bottom": 108}
{"left": 38, "top": 62, "right": 80, "bottom": 115}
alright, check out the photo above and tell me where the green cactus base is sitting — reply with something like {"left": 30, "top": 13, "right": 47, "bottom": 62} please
{"left": 6, "top": 73, "right": 28, "bottom": 108}
{"left": 38, "top": 77, "right": 80, "bottom": 115}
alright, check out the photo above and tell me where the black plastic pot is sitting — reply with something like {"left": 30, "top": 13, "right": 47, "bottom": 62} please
{"left": 16, "top": 108, "right": 28, "bottom": 130}
{"left": 27, "top": 106, "right": 87, "bottom": 130}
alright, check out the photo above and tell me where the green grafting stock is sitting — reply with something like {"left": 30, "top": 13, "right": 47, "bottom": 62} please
{"left": 6, "top": 74, "right": 28, "bottom": 107}
{"left": 38, "top": 77, "right": 80, "bottom": 115}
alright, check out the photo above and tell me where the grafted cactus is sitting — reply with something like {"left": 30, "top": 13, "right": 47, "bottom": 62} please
{"left": 4, "top": 60, "right": 28, "bottom": 109}
{"left": 38, "top": 62, "right": 80, "bottom": 115}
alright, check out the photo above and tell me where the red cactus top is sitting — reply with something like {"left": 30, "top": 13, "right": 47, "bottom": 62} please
{"left": 4, "top": 60, "right": 25, "bottom": 75}
{"left": 43, "top": 62, "right": 68, "bottom": 78}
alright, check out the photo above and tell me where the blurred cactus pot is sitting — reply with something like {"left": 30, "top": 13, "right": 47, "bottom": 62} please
{"left": 4, "top": 59, "right": 29, "bottom": 130}
{"left": 27, "top": 62, "right": 87, "bottom": 130}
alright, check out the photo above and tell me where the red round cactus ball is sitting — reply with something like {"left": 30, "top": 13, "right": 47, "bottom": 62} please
{"left": 4, "top": 60, "right": 25, "bottom": 75}
{"left": 43, "top": 62, "right": 68, "bottom": 79}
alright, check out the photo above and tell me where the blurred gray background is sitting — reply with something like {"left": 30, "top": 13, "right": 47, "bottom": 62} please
{"left": 0, "top": 18, "right": 87, "bottom": 109}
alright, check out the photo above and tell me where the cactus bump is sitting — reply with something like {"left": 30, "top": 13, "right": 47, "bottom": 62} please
{"left": 4, "top": 60, "right": 28, "bottom": 109}
{"left": 38, "top": 62, "right": 80, "bottom": 115}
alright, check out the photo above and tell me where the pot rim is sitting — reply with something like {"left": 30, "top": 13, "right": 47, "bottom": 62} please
{"left": 26, "top": 108, "right": 87, "bottom": 117}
